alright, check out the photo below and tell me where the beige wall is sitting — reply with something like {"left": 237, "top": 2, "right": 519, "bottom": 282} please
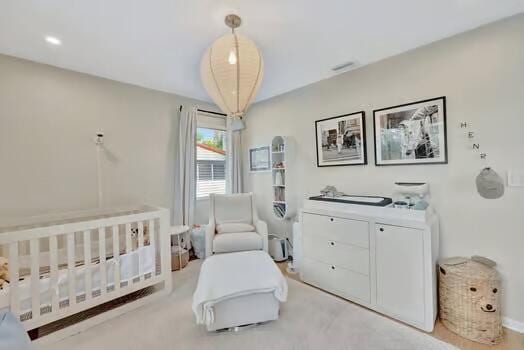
{"left": 242, "top": 14, "right": 524, "bottom": 327}
{"left": 0, "top": 54, "right": 212, "bottom": 222}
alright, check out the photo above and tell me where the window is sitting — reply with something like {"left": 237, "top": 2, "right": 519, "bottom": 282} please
{"left": 196, "top": 127, "right": 227, "bottom": 198}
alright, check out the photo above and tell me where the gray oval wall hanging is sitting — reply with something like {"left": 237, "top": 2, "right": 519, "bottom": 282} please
{"left": 476, "top": 167, "right": 504, "bottom": 199}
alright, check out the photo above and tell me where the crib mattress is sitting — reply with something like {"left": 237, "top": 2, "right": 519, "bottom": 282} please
{"left": 0, "top": 246, "right": 154, "bottom": 315}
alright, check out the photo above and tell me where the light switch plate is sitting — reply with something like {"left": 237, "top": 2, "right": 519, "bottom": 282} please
{"left": 508, "top": 171, "right": 524, "bottom": 187}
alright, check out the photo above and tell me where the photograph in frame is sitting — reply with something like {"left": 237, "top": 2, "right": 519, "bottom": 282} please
{"left": 249, "top": 145, "right": 271, "bottom": 172}
{"left": 315, "top": 111, "right": 367, "bottom": 167}
{"left": 373, "top": 97, "right": 447, "bottom": 166}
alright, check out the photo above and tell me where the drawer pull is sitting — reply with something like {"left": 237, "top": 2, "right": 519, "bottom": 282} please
{"left": 331, "top": 265, "right": 336, "bottom": 270}
{"left": 330, "top": 241, "right": 335, "bottom": 246}
{"left": 330, "top": 218, "right": 334, "bottom": 222}
{"left": 379, "top": 227, "right": 384, "bottom": 232}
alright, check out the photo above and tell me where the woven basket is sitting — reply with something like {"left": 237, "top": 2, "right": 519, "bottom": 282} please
{"left": 438, "top": 258, "right": 502, "bottom": 345}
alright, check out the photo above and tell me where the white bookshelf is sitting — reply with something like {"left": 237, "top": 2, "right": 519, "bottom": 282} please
{"left": 271, "top": 136, "right": 294, "bottom": 220}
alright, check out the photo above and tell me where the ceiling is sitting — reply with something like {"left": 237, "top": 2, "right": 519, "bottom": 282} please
{"left": 1, "top": 1, "right": 523, "bottom": 102}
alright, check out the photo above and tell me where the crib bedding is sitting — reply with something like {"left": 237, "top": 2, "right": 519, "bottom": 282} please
{"left": 0, "top": 245, "right": 154, "bottom": 314}
{"left": 15, "top": 240, "right": 137, "bottom": 277}
{"left": 8, "top": 226, "right": 151, "bottom": 279}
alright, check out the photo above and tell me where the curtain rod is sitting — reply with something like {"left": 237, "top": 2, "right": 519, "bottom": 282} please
{"left": 197, "top": 108, "right": 227, "bottom": 117}
{"left": 178, "top": 106, "right": 227, "bottom": 118}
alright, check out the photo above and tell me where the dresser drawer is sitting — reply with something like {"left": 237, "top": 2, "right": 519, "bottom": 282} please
{"left": 302, "top": 213, "right": 369, "bottom": 248}
{"left": 302, "top": 257, "right": 370, "bottom": 303}
{"left": 303, "top": 234, "right": 369, "bottom": 275}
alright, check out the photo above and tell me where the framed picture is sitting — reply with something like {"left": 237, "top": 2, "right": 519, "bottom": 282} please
{"left": 249, "top": 145, "right": 271, "bottom": 172}
{"left": 373, "top": 97, "right": 447, "bottom": 166}
{"left": 315, "top": 111, "right": 367, "bottom": 167}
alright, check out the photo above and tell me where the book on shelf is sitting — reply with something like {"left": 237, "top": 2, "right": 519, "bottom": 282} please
{"left": 273, "top": 203, "right": 286, "bottom": 218}
{"left": 273, "top": 187, "right": 285, "bottom": 202}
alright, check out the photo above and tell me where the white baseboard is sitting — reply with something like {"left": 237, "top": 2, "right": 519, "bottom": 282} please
{"left": 503, "top": 317, "right": 524, "bottom": 333}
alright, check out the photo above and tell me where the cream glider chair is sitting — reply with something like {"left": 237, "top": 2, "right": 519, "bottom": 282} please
{"left": 205, "top": 193, "right": 268, "bottom": 257}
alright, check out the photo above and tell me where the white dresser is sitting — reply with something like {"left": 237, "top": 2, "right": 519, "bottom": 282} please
{"left": 299, "top": 199, "right": 439, "bottom": 332}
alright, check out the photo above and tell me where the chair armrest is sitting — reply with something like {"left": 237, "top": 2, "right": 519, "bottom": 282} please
{"left": 205, "top": 223, "right": 215, "bottom": 258}
{"left": 254, "top": 220, "right": 269, "bottom": 252}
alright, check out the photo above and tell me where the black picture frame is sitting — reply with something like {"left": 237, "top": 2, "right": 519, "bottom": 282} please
{"left": 373, "top": 96, "right": 447, "bottom": 166}
{"left": 315, "top": 111, "right": 367, "bottom": 167}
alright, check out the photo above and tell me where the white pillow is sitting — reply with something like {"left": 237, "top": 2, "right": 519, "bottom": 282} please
{"left": 216, "top": 223, "right": 255, "bottom": 234}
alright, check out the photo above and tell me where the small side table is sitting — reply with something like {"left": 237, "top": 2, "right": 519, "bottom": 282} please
{"left": 169, "top": 225, "right": 190, "bottom": 271}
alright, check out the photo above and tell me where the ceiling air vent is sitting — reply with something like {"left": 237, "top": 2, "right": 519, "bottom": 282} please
{"left": 331, "top": 61, "right": 356, "bottom": 73}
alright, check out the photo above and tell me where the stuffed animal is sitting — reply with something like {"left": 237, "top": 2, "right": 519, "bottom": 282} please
{"left": 0, "top": 257, "right": 9, "bottom": 289}
{"left": 131, "top": 225, "right": 150, "bottom": 250}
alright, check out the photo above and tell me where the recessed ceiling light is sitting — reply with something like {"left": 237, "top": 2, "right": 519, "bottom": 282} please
{"left": 45, "top": 36, "right": 62, "bottom": 46}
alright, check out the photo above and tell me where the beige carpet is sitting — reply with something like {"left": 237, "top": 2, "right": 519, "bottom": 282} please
{"left": 37, "top": 260, "right": 457, "bottom": 350}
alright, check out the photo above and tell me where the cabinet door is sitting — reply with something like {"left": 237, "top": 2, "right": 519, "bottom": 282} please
{"left": 375, "top": 224, "right": 425, "bottom": 325}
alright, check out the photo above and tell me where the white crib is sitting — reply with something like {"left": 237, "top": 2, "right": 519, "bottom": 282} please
{"left": 0, "top": 205, "right": 172, "bottom": 339}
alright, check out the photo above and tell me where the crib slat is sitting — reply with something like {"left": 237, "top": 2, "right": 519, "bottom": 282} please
{"left": 99, "top": 227, "right": 107, "bottom": 296}
{"left": 67, "top": 233, "right": 77, "bottom": 307}
{"left": 138, "top": 221, "right": 144, "bottom": 249}
{"left": 30, "top": 239, "right": 40, "bottom": 320}
{"left": 112, "top": 225, "right": 120, "bottom": 293}
{"left": 159, "top": 212, "right": 170, "bottom": 287}
{"left": 125, "top": 223, "right": 132, "bottom": 254}
{"left": 148, "top": 219, "right": 155, "bottom": 247}
{"left": 49, "top": 235, "right": 59, "bottom": 312}
{"left": 137, "top": 221, "right": 144, "bottom": 282}
{"left": 148, "top": 219, "right": 156, "bottom": 276}
{"left": 83, "top": 230, "right": 92, "bottom": 301}
{"left": 8, "top": 242, "right": 20, "bottom": 316}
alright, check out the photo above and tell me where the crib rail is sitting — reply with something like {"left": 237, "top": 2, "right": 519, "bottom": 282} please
{"left": 0, "top": 206, "right": 171, "bottom": 331}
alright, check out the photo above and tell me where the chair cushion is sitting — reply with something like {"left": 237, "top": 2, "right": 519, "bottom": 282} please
{"left": 213, "top": 232, "right": 262, "bottom": 254}
{"left": 0, "top": 309, "right": 33, "bottom": 350}
{"left": 216, "top": 223, "right": 255, "bottom": 234}
{"left": 214, "top": 194, "right": 253, "bottom": 225}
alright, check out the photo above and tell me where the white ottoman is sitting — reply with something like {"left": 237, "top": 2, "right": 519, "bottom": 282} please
{"left": 192, "top": 251, "right": 288, "bottom": 331}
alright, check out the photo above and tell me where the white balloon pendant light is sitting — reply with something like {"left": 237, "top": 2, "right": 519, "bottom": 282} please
{"left": 201, "top": 14, "right": 264, "bottom": 119}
